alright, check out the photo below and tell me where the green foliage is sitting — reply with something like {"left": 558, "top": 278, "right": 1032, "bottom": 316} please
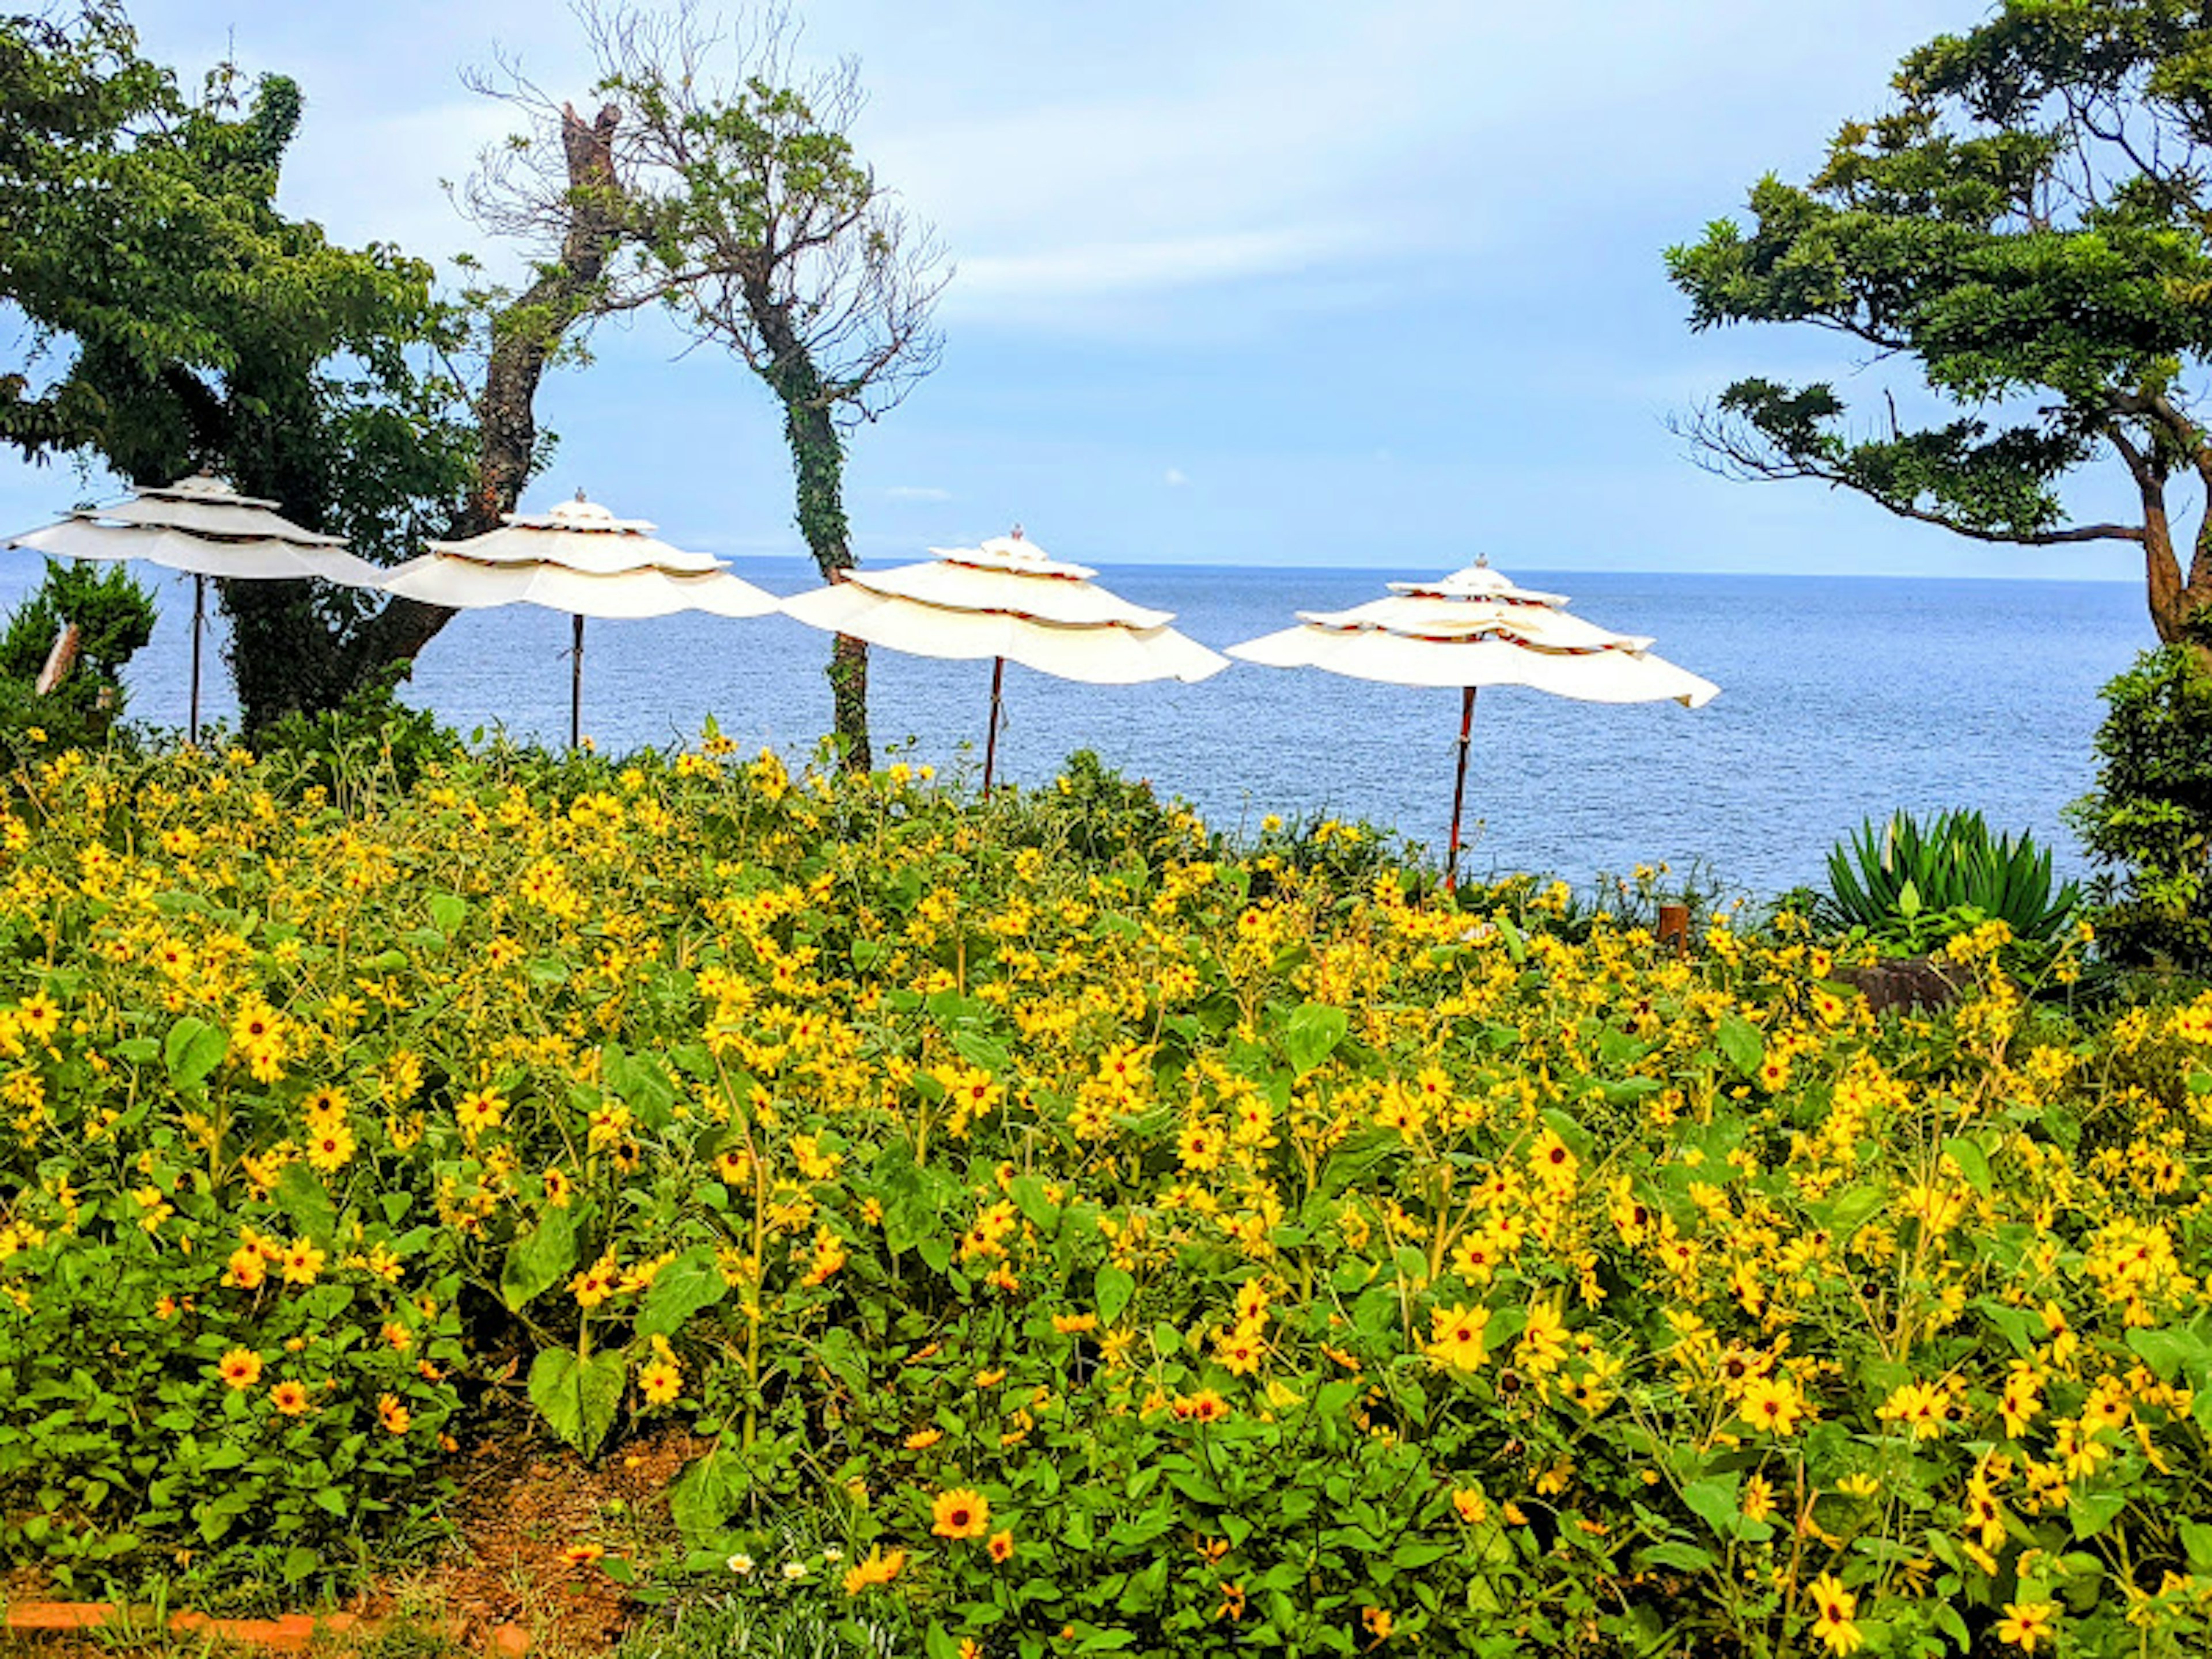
{"left": 0, "top": 4, "right": 480, "bottom": 728}
{"left": 614, "top": 1598, "right": 874, "bottom": 1659}
{"left": 0, "top": 1167, "right": 465, "bottom": 1608}
{"left": 1005, "top": 749, "right": 1200, "bottom": 870}
{"left": 0, "top": 557, "right": 155, "bottom": 759}
{"left": 13, "top": 735, "right": 2206, "bottom": 1654}
{"left": 259, "top": 676, "right": 464, "bottom": 805}
{"left": 1237, "top": 807, "right": 1411, "bottom": 902}
{"left": 1820, "top": 806, "right": 2080, "bottom": 950}
{"left": 2070, "top": 645, "right": 2212, "bottom": 972}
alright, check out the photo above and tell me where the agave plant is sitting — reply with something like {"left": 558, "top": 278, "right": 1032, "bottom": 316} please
{"left": 1821, "top": 808, "right": 2081, "bottom": 945}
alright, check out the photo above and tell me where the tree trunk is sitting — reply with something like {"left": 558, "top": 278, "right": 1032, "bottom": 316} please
{"left": 215, "top": 102, "right": 627, "bottom": 732}
{"left": 221, "top": 359, "right": 350, "bottom": 727}
{"left": 339, "top": 102, "right": 627, "bottom": 707}
{"left": 463, "top": 103, "right": 623, "bottom": 540}
{"left": 777, "top": 361, "right": 872, "bottom": 772}
{"left": 2142, "top": 480, "right": 2212, "bottom": 663}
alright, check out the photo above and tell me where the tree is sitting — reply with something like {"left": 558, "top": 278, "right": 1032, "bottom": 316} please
{"left": 0, "top": 559, "right": 156, "bottom": 758}
{"left": 0, "top": 3, "right": 623, "bottom": 729}
{"left": 2069, "top": 644, "right": 2212, "bottom": 971}
{"left": 1668, "top": 1, "right": 2212, "bottom": 646}
{"left": 473, "top": 3, "right": 949, "bottom": 771}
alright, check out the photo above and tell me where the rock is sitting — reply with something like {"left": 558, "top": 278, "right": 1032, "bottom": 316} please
{"left": 1834, "top": 955, "right": 1960, "bottom": 1014}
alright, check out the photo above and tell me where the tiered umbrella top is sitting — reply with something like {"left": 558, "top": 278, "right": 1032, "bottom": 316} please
{"left": 782, "top": 529, "right": 1225, "bottom": 685}
{"left": 10, "top": 472, "right": 384, "bottom": 584}
{"left": 381, "top": 494, "right": 778, "bottom": 620}
{"left": 839, "top": 533, "right": 1171, "bottom": 629}
{"left": 1229, "top": 559, "right": 1718, "bottom": 704}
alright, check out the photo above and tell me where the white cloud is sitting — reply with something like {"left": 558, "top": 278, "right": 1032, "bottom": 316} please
{"left": 950, "top": 226, "right": 1358, "bottom": 305}
{"left": 1164, "top": 468, "right": 1190, "bottom": 487}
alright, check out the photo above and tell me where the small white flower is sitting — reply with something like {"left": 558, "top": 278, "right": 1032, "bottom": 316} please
{"left": 782, "top": 1560, "right": 809, "bottom": 1581}
{"left": 821, "top": 1546, "right": 844, "bottom": 1563}
{"left": 726, "top": 1553, "right": 754, "bottom": 1575}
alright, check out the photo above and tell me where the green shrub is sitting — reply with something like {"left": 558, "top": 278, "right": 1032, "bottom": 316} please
{"left": 2069, "top": 645, "right": 2212, "bottom": 973}
{"left": 0, "top": 558, "right": 156, "bottom": 760}
{"left": 260, "top": 672, "right": 464, "bottom": 805}
{"left": 1819, "top": 807, "right": 2078, "bottom": 953}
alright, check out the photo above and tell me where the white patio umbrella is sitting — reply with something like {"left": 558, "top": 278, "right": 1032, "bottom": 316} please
{"left": 780, "top": 528, "right": 1228, "bottom": 792}
{"left": 377, "top": 491, "right": 779, "bottom": 748}
{"left": 1227, "top": 560, "right": 1718, "bottom": 887}
{"left": 7, "top": 472, "right": 384, "bottom": 741}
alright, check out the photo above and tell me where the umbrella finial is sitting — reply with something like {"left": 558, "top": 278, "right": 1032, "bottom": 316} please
{"left": 574, "top": 487, "right": 588, "bottom": 502}
{"left": 1010, "top": 523, "right": 1024, "bottom": 540}
{"left": 1474, "top": 553, "right": 1489, "bottom": 568}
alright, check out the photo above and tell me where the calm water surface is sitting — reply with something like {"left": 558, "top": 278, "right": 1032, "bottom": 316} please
{"left": 7, "top": 557, "right": 2146, "bottom": 896}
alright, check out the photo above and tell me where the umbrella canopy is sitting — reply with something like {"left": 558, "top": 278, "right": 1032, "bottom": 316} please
{"left": 1226, "top": 560, "right": 1718, "bottom": 884}
{"left": 377, "top": 493, "right": 780, "bottom": 746}
{"left": 781, "top": 529, "right": 1228, "bottom": 791}
{"left": 7, "top": 472, "right": 387, "bottom": 738}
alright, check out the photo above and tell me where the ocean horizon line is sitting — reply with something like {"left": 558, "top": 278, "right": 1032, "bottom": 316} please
{"left": 695, "top": 548, "right": 2149, "bottom": 589}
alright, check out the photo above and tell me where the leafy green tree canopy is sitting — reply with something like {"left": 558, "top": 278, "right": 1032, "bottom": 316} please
{"left": 0, "top": 3, "right": 623, "bottom": 732}
{"left": 0, "top": 2, "right": 478, "bottom": 725}
{"left": 1669, "top": 0, "right": 2212, "bottom": 643}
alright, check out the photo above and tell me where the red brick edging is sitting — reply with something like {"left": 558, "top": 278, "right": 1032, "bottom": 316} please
{"left": 3, "top": 1601, "right": 531, "bottom": 1654}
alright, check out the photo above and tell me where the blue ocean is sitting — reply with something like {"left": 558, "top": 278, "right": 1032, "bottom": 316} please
{"left": 7, "top": 556, "right": 2149, "bottom": 896}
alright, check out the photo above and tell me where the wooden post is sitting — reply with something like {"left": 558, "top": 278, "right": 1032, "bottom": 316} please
{"left": 34, "top": 623, "right": 80, "bottom": 696}
{"left": 189, "top": 573, "right": 205, "bottom": 745}
{"left": 570, "top": 613, "right": 585, "bottom": 750}
{"left": 981, "top": 655, "right": 1006, "bottom": 797}
{"left": 1446, "top": 684, "right": 1478, "bottom": 891}
{"left": 1657, "top": 903, "right": 1690, "bottom": 955}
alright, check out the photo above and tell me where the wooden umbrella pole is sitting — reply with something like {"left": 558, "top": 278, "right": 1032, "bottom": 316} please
{"left": 570, "top": 613, "right": 585, "bottom": 751}
{"left": 1446, "top": 683, "right": 1478, "bottom": 892}
{"left": 982, "top": 655, "right": 1006, "bottom": 797}
{"left": 189, "top": 573, "right": 205, "bottom": 746}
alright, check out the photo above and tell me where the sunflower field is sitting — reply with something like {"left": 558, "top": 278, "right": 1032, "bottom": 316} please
{"left": 3, "top": 733, "right": 2212, "bottom": 1657}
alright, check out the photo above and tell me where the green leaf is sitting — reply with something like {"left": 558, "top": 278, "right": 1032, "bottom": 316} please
{"left": 1096, "top": 1265, "right": 1135, "bottom": 1325}
{"left": 1682, "top": 1475, "right": 1740, "bottom": 1538}
{"left": 1010, "top": 1175, "right": 1059, "bottom": 1230}
{"left": 2182, "top": 1520, "right": 2212, "bottom": 1574}
{"left": 501, "top": 1203, "right": 581, "bottom": 1313}
{"left": 815, "top": 1325, "right": 870, "bottom": 1396}
{"left": 632, "top": 1245, "right": 726, "bottom": 1338}
{"left": 427, "top": 893, "right": 467, "bottom": 934}
{"left": 1285, "top": 1002, "right": 1349, "bottom": 1076}
{"left": 1392, "top": 1540, "right": 1455, "bottom": 1569}
{"left": 950, "top": 1028, "right": 1011, "bottom": 1073}
{"left": 1641, "top": 1541, "right": 1717, "bottom": 1574}
{"left": 2126, "top": 1320, "right": 2212, "bottom": 1382}
{"left": 2067, "top": 1488, "right": 2126, "bottom": 1540}
{"left": 1941, "top": 1137, "right": 1991, "bottom": 1195}
{"left": 528, "top": 1347, "right": 626, "bottom": 1456}
{"left": 669, "top": 1444, "right": 745, "bottom": 1539}
{"left": 1494, "top": 914, "right": 1527, "bottom": 962}
{"left": 1715, "top": 1014, "right": 1763, "bottom": 1080}
{"left": 1825, "top": 1184, "right": 1887, "bottom": 1237}
{"left": 273, "top": 1162, "right": 336, "bottom": 1247}
{"left": 164, "top": 1016, "right": 226, "bottom": 1088}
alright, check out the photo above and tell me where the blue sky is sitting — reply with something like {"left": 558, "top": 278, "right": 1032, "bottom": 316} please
{"left": 0, "top": 0, "right": 2153, "bottom": 585}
